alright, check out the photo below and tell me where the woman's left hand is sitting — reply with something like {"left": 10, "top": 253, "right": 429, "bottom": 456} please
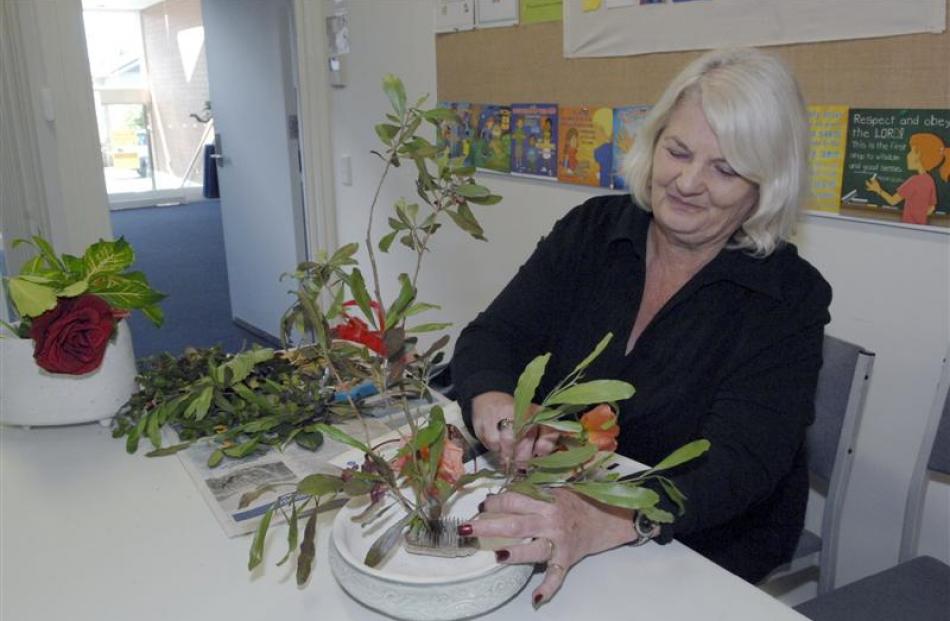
{"left": 464, "top": 489, "right": 637, "bottom": 608}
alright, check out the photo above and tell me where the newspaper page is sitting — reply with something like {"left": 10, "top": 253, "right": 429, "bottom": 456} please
{"left": 175, "top": 393, "right": 465, "bottom": 537}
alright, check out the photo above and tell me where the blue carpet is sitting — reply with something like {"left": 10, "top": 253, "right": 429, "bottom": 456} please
{"left": 110, "top": 200, "right": 270, "bottom": 360}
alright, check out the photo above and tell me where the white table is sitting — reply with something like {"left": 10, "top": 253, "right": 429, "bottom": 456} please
{"left": 0, "top": 423, "right": 807, "bottom": 621}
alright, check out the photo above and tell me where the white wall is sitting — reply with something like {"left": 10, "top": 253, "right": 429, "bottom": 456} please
{"left": 326, "top": 0, "right": 950, "bottom": 592}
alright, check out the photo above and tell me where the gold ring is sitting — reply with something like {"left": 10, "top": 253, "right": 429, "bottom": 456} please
{"left": 547, "top": 562, "right": 566, "bottom": 575}
{"left": 497, "top": 418, "right": 514, "bottom": 431}
{"left": 539, "top": 537, "right": 556, "bottom": 561}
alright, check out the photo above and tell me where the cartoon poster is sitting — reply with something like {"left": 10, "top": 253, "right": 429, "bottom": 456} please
{"left": 611, "top": 105, "right": 651, "bottom": 190}
{"left": 510, "top": 103, "right": 558, "bottom": 179}
{"left": 557, "top": 105, "right": 613, "bottom": 187}
{"left": 840, "top": 108, "right": 949, "bottom": 228}
{"left": 807, "top": 105, "right": 849, "bottom": 213}
{"left": 470, "top": 104, "right": 511, "bottom": 173}
{"left": 436, "top": 102, "right": 474, "bottom": 161}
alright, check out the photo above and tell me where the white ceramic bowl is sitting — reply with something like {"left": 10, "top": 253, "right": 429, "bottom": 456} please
{"left": 0, "top": 322, "right": 137, "bottom": 427}
{"left": 329, "top": 484, "right": 533, "bottom": 620}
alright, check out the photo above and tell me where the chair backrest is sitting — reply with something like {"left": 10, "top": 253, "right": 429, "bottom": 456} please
{"left": 899, "top": 344, "right": 950, "bottom": 562}
{"left": 808, "top": 334, "right": 875, "bottom": 594}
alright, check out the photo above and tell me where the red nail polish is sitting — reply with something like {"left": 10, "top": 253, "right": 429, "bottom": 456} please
{"left": 533, "top": 593, "right": 543, "bottom": 609}
{"left": 495, "top": 549, "right": 510, "bottom": 562}
{"left": 457, "top": 523, "right": 473, "bottom": 536}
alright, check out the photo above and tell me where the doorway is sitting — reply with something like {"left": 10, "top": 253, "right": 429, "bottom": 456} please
{"left": 79, "top": 0, "right": 310, "bottom": 347}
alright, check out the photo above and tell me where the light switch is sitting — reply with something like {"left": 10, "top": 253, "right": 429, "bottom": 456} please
{"left": 340, "top": 154, "right": 352, "bottom": 186}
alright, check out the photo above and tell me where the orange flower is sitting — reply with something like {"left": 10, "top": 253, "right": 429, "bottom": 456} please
{"left": 580, "top": 404, "right": 620, "bottom": 452}
{"left": 392, "top": 436, "right": 465, "bottom": 486}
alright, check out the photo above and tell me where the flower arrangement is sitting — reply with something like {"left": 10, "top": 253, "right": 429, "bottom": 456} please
{"left": 2, "top": 236, "right": 164, "bottom": 374}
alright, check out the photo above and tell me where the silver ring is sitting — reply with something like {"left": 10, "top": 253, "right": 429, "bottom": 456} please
{"left": 497, "top": 418, "right": 514, "bottom": 431}
{"left": 547, "top": 562, "right": 566, "bottom": 575}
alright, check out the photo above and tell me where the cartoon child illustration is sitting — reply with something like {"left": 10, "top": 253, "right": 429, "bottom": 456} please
{"left": 592, "top": 108, "right": 614, "bottom": 188}
{"left": 866, "top": 132, "right": 949, "bottom": 225}
{"left": 526, "top": 135, "right": 539, "bottom": 173}
{"left": 563, "top": 128, "right": 579, "bottom": 173}
{"left": 512, "top": 117, "right": 526, "bottom": 170}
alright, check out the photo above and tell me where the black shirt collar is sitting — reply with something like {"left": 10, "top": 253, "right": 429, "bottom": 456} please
{"left": 606, "top": 197, "right": 786, "bottom": 302}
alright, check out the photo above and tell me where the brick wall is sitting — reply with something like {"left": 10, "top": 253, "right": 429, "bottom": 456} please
{"left": 141, "top": 0, "right": 210, "bottom": 187}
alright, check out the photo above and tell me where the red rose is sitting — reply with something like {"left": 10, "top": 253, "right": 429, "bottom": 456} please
{"left": 30, "top": 294, "right": 118, "bottom": 375}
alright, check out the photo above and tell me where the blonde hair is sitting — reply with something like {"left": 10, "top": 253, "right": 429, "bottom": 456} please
{"left": 624, "top": 48, "right": 809, "bottom": 257}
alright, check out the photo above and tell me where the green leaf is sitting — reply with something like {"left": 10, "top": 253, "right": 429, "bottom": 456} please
{"left": 570, "top": 333, "right": 613, "bottom": 377}
{"left": 347, "top": 268, "right": 376, "bottom": 329}
{"left": 529, "top": 444, "right": 597, "bottom": 470}
{"left": 658, "top": 477, "right": 687, "bottom": 516}
{"left": 88, "top": 273, "right": 165, "bottom": 310}
{"left": 29, "top": 236, "right": 66, "bottom": 272}
{"left": 184, "top": 385, "right": 214, "bottom": 421}
{"left": 413, "top": 405, "right": 445, "bottom": 450}
{"left": 144, "top": 441, "right": 192, "bottom": 457}
{"left": 294, "top": 431, "right": 324, "bottom": 452}
{"left": 422, "top": 107, "right": 456, "bottom": 123}
{"left": 641, "top": 505, "right": 675, "bottom": 524}
{"left": 538, "top": 420, "right": 583, "bottom": 434}
{"left": 214, "top": 348, "right": 275, "bottom": 386}
{"left": 546, "top": 380, "right": 635, "bottom": 406}
{"left": 455, "top": 183, "right": 490, "bottom": 199}
{"left": 506, "top": 481, "right": 554, "bottom": 502}
{"left": 7, "top": 277, "right": 58, "bottom": 317}
{"left": 62, "top": 254, "right": 84, "bottom": 276}
{"left": 297, "top": 473, "right": 344, "bottom": 497}
{"left": 384, "top": 273, "right": 415, "bottom": 330}
{"left": 297, "top": 506, "right": 319, "bottom": 585}
{"left": 207, "top": 449, "right": 224, "bottom": 468}
{"left": 375, "top": 123, "right": 399, "bottom": 145}
{"left": 513, "top": 353, "right": 550, "bottom": 432}
{"left": 465, "top": 193, "right": 503, "bottom": 206}
{"left": 406, "top": 322, "right": 451, "bottom": 333}
{"left": 82, "top": 237, "right": 134, "bottom": 277}
{"left": 404, "top": 302, "right": 440, "bottom": 317}
{"left": 382, "top": 74, "right": 407, "bottom": 117}
{"left": 364, "top": 514, "right": 410, "bottom": 568}
{"left": 648, "top": 439, "right": 711, "bottom": 473}
{"left": 248, "top": 503, "right": 274, "bottom": 570}
{"left": 222, "top": 438, "right": 260, "bottom": 458}
{"left": 570, "top": 482, "right": 660, "bottom": 511}
{"left": 141, "top": 304, "right": 165, "bottom": 327}
{"left": 146, "top": 408, "right": 162, "bottom": 449}
{"left": 446, "top": 203, "right": 486, "bottom": 241}
{"left": 277, "top": 502, "right": 300, "bottom": 566}
{"left": 378, "top": 231, "right": 397, "bottom": 253}
{"left": 328, "top": 242, "right": 359, "bottom": 267}
{"left": 311, "top": 423, "right": 370, "bottom": 453}
{"left": 57, "top": 279, "right": 88, "bottom": 298}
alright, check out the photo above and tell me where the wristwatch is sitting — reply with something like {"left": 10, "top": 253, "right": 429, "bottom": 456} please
{"left": 630, "top": 511, "right": 657, "bottom": 547}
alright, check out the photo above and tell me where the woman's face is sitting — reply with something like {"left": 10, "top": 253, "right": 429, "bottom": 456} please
{"left": 650, "top": 96, "right": 759, "bottom": 252}
{"left": 907, "top": 147, "right": 921, "bottom": 171}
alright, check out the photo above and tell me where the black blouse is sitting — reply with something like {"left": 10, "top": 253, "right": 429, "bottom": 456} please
{"left": 452, "top": 194, "right": 832, "bottom": 583}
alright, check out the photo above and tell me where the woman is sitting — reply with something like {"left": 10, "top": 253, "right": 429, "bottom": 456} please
{"left": 451, "top": 48, "right": 832, "bottom": 607}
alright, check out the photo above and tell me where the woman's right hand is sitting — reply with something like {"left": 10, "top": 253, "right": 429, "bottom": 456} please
{"left": 865, "top": 177, "right": 882, "bottom": 194}
{"left": 471, "top": 392, "right": 559, "bottom": 469}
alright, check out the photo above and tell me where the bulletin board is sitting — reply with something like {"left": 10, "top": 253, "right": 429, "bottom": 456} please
{"left": 435, "top": 1, "right": 950, "bottom": 229}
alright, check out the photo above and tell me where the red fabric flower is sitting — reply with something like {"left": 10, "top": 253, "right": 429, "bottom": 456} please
{"left": 580, "top": 404, "right": 620, "bottom": 452}
{"left": 332, "top": 300, "right": 387, "bottom": 355}
{"left": 29, "top": 294, "right": 118, "bottom": 375}
{"left": 392, "top": 436, "right": 465, "bottom": 486}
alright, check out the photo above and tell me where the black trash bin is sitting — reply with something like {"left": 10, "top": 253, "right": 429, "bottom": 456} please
{"left": 203, "top": 144, "right": 220, "bottom": 199}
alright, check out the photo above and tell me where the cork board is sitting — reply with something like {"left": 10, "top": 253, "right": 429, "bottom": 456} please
{"left": 436, "top": 8, "right": 949, "bottom": 109}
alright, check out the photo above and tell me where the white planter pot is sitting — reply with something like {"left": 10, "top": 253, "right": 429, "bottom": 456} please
{"left": 329, "top": 484, "right": 533, "bottom": 620}
{"left": 0, "top": 322, "right": 137, "bottom": 427}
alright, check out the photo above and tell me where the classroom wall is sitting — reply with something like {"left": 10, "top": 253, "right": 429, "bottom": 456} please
{"left": 327, "top": 0, "right": 949, "bottom": 593}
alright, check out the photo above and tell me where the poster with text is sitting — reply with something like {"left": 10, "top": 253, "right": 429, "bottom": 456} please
{"left": 840, "top": 108, "right": 949, "bottom": 228}
{"left": 808, "top": 105, "right": 849, "bottom": 213}
{"left": 471, "top": 104, "right": 512, "bottom": 173}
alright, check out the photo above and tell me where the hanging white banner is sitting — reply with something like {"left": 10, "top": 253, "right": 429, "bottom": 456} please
{"left": 564, "top": 0, "right": 946, "bottom": 58}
